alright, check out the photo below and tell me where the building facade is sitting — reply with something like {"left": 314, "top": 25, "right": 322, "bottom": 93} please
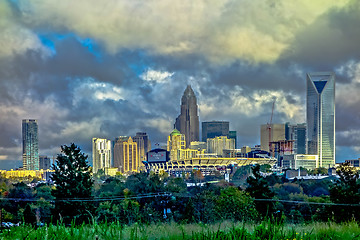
{"left": 114, "top": 136, "right": 138, "bottom": 173}
{"left": 286, "top": 123, "right": 306, "bottom": 154}
{"left": 206, "top": 136, "right": 235, "bottom": 157}
{"left": 39, "top": 155, "right": 51, "bottom": 170}
{"left": 22, "top": 119, "right": 39, "bottom": 170}
{"left": 282, "top": 154, "right": 319, "bottom": 170}
{"left": 92, "top": 138, "right": 112, "bottom": 174}
{"left": 133, "top": 132, "right": 151, "bottom": 167}
{"left": 174, "top": 85, "right": 199, "bottom": 147}
{"left": 260, "top": 123, "right": 286, "bottom": 152}
{"left": 202, "top": 121, "right": 229, "bottom": 142}
{"left": 167, "top": 129, "right": 186, "bottom": 161}
{"left": 306, "top": 72, "right": 335, "bottom": 168}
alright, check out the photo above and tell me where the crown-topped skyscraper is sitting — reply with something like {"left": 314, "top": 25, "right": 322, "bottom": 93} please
{"left": 174, "top": 85, "right": 200, "bottom": 147}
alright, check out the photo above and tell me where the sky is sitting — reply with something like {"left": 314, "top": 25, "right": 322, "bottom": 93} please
{"left": 1, "top": 0, "right": 360, "bottom": 166}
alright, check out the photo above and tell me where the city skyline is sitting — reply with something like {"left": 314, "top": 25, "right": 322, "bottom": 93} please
{"left": 1, "top": 1, "right": 360, "bottom": 165}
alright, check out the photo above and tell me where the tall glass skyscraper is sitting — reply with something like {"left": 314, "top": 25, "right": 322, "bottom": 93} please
{"left": 306, "top": 72, "right": 335, "bottom": 168}
{"left": 22, "top": 119, "right": 39, "bottom": 170}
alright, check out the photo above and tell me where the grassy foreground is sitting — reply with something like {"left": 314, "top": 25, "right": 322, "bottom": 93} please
{"left": 0, "top": 221, "right": 360, "bottom": 240}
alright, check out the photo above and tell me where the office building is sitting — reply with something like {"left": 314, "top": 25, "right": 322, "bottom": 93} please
{"left": 22, "top": 119, "right": 39, "bottom": 170}
{"left": 306, "top": 72, "right": 335, "bottom": 168}
{"left": 92, "top": 138, "right": 112, "bottom": 174}
{"left": 133, "top": 132, "right": 151, "bottom": 166}
{"left": 114, "top": 136, "right": 138, "bottom": 173}
{"left": 229, "top": 131, "right": 237, "bottom": 148}
{"left": 39, "top": 156, "right": 51, "bottom": 170}
{"left": 174, "top": 85, "right": 199, "bottom": 147}
{"left": 202, "top": 121, "right": 229, "bottom": 142}
{"left": 286, "top": 123, "right": 306, "bottom": 154}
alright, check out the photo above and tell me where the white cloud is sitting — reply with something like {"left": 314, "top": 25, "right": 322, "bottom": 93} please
{"left": 141, "top": 69, "right": 174, "bottom": 83}
{"left": 199, "top": 87, "right": 304, "bottom": 122}
{"left": 72, "top": 78, "right": 125, "bottom": 105}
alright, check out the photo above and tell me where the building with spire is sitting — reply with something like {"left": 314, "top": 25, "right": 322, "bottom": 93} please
{"left": 174, "top": 85, "right": 200, "bottom": 147}
{"left": 306, "top": 72, "right": 335, "bottom": 168}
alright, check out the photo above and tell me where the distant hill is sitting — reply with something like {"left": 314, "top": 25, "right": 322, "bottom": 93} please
{"left": 0, "top": 160, "right": 22, "bottom": 170}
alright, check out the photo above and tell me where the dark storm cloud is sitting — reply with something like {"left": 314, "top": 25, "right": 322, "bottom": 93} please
{"left": 281, "top": 0, "right": 360, "bottom": 70}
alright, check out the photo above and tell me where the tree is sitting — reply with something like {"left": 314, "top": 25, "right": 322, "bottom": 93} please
{"left": 329, "top": 162, "right": 360, "bottom": 221}
{"left": 215, "top": 186, "right": 257, "bottom": 221}
{"left": 51, "top": 143, "right": 94, "bottom": 224}
{"left": 246, "top": 164, "right": 275, "bottom": 218}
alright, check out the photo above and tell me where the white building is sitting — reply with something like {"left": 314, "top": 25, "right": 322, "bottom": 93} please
{"left": 92, "top": 138, "right": 112, "bottom": 174}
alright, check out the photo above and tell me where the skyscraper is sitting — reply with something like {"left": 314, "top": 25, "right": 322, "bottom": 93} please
{"left": 174, "top": 85, "right": 199, "bottom": 147}
{"left": 286, "top": 123, "right": 306, "bottom": 154}
{"left": 306, "top": 72, "right": 335, "bottom": 168}
{"left": 133, "top": 132, "right": 151, "bottom": 165}
{"left": 22, "top": 119, "right": 39, "bottom": 170}
{"left": 92, "top": 138, "right": 112, "bottom": 174}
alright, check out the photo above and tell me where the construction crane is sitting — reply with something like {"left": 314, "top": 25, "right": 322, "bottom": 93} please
{"left": 267, "top": 99, "right": 276, "bottom": 157}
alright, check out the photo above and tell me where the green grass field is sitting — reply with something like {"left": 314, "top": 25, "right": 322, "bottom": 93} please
{"left": 1, "top": 220, "right": 359, "bottom": 240}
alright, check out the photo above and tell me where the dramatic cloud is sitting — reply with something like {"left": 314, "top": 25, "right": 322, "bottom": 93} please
{"left": 0, "top": 0, "right": 360, "bottom": 166}
{"left": 13, "top": 0, "right": 350, "bottom": 64}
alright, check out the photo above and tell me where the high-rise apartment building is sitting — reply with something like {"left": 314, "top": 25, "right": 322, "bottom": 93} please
{"left": 114, "top": 136, "right": 138, "bottom": 173}
{"left": 306, "top": 72, "right": 335, "bottom": 168}
{"left": 174, "top": 85, "right": 199, "bottom": 147}
{"left": 92, "top": 138, "right": 112, "bottom": 174}
{"left": 206, "top": 136, "right": 235, "bottom": 157}
{"left": 22, "top": 119, "right": 39, "bottom": 170}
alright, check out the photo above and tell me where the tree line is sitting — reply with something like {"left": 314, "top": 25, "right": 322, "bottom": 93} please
{"left": 0, "top": 144, "right": 359, "bottom": 226}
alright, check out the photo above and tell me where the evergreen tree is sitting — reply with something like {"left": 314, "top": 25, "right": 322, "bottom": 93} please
{"left": 23, "top": 204, "right": 37, "bottom": 225}
{"left": 246, "top": 164, "right": 275, "bottom": 217}
{"left": 51, "top": 143, "right": 94, "bottom": 224}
